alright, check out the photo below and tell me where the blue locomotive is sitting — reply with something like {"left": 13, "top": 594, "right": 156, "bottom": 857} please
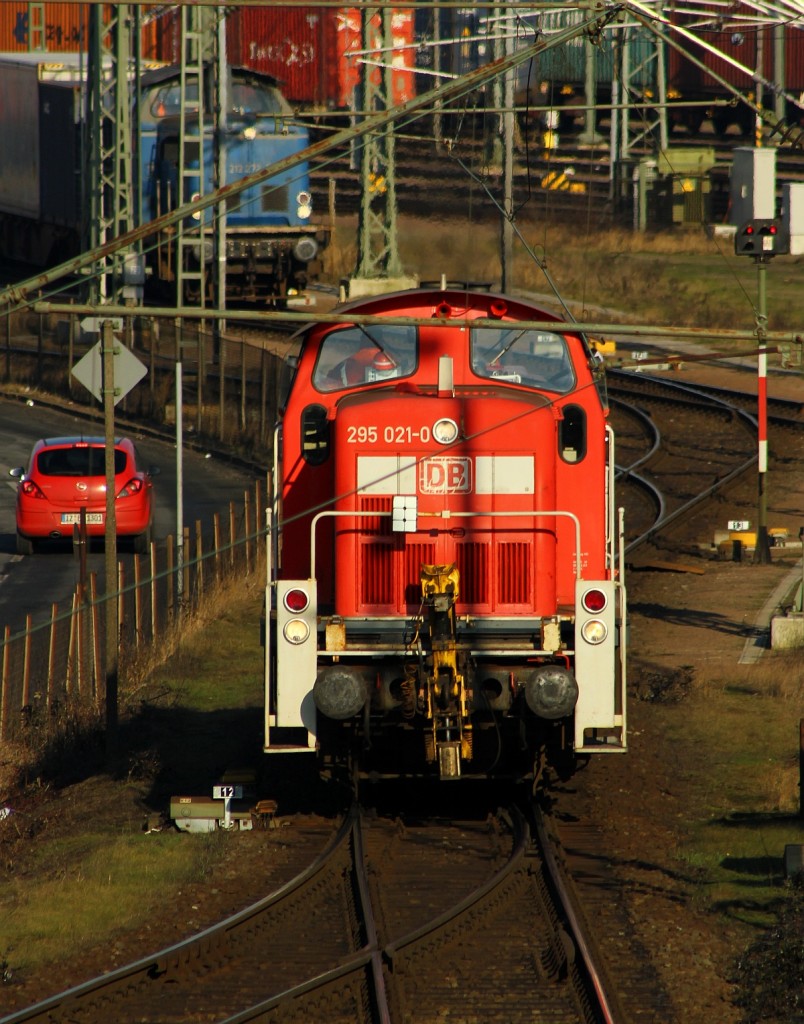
{"left": 140, "top": 64, "right": 329, "bottom": 305}
{"left": 0, "top": 54, "right": 328, "bottom": 305}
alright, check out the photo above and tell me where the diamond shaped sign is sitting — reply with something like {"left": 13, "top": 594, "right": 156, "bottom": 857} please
{"left": 72, "top": 340, "right": 148, "bottom": 405}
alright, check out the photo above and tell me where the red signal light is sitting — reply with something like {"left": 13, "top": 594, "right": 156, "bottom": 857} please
{"left": 582, "top": 588, "right": 607, "bottom": 613}
{"left": 284, "top": 588, "right": 309, "bottom": 613}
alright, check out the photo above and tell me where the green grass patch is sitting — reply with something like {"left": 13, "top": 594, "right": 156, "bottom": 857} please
{"left": 652, "top": 671, "right": 802, "bottom": 930}
{"left": 2, "top": 830, "right": 225, "bottom": 972}
{"left": 1, "top": 580, "right": 267, "bottom": 980}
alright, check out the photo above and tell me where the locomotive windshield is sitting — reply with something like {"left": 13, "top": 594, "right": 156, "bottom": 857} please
{"left": 471, "top": 327, "right": 575, "bottom": 393}
{"left": 147, "top": 79, "right": 292, "bottom": 119}
{"left": 313, "top": 325, "right": 418, "bottom": 392}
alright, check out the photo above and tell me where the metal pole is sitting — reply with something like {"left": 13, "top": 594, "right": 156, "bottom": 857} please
{"left": 501, "top": 13, "right": 515, "bottom": 292}
{"left": 101, "top": 320, "right": 119, "bottom": 759}
{"left": 754, "top": 257, "right": 771, "bottom": 564}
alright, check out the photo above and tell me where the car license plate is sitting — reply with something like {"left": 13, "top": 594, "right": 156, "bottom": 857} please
{"left": 61, "top": 513, "right": 104, "bottom": 525}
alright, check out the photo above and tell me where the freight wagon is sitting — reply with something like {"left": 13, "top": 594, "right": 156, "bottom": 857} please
{"left": 513, "top": 8, "right": 804, "bottom": 137}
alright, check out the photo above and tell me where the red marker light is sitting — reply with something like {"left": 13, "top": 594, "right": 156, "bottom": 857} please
{"left": 582, "top": 588, "right": 607, "bottom": 613}
{"left": 284, "top": 588, "right": 309, "bottom": 613}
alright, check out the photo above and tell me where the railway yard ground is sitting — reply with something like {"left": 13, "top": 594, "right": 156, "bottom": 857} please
{"left": 1, "top": 291, "right": 804, "bottom": 1019}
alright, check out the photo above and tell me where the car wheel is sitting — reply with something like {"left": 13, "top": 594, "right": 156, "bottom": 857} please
{"left": 16, "top": 532, "right": 35, "bottom": 555}
{"left": 133, "top": 524, "right": 152, "bottom": 555}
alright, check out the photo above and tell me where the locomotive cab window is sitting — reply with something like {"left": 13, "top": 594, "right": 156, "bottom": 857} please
{"left": 471, "top": 328, "right": 575, "bottom": 393}
{"left": 313, "top": 325, "right": 418, "bottom": 393}
{"left": 558, "top": 404, "right": 587, "bottom": 463}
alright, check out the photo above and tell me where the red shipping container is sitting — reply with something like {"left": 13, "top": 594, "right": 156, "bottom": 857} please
{"left": 0, "top": 3, "right": 170, "bottom": 61}
{"left": 227, "top": 5, "right": 415, "bottom": 110}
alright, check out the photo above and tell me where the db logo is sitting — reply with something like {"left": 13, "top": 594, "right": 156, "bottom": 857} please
{"left": 420, "top": 457, "right": 472, "bottom": 494}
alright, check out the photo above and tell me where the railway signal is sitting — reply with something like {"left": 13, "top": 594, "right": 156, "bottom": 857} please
{"left": 733, "top": 217, "right": 788, "bottom": 564}
{"left": 734, "top": 219, "right": 789, "bottom": 257}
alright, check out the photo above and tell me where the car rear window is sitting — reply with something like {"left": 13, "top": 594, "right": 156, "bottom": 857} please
{"left": 36, "top": 447, "right": 127, "bottom": 477}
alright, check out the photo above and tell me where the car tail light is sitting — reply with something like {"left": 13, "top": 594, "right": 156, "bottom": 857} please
{"left": 21, "top": 480, "right": 46, "bottom": 499}
{"left": 284, "top": 588, "right": 309, "bottom": 613}
{"left": 117, "top": 477, "right": 144, "bottom": 498}
{"left": 581, "top": 588, "right": 607, "bottom": 613}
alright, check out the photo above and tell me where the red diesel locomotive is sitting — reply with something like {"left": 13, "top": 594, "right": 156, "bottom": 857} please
{"left": 264, "top": 286, "right": 627, "bottom": 782}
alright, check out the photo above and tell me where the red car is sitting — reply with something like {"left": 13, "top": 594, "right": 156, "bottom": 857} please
{"left": 10, "top": 436, "right": 157, "bottom": 555}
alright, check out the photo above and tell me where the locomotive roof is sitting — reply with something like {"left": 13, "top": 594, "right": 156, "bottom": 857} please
{"left": 140, "top": 63, "right": 280, "bottom": 89}
{"left": 327, "top": 287, "right": 592, "bottom": 349}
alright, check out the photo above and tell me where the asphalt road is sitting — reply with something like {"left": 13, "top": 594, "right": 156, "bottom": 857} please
{"left": 0, "top": 394, "right": 262, "bottom": 634}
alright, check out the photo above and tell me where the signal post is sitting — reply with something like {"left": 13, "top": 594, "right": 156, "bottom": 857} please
{"left": 734, "top": 219, "right": 787, "bottom": 564}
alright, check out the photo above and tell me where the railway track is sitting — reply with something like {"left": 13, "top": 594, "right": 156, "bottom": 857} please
{"left": 1, "top": 801, "right": 675, "bottom": 1024}
{"left": 609, "top": 370, "right": 767, "bottom": 556}
{"left": 311, "top": 122, "right": 804, "bottom": 223}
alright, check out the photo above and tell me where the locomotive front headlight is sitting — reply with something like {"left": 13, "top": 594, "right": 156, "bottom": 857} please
{"left": 581, "top": 619, "right": 608, "bottom": 645}
{"left": 296, "top": 190, "right": 312, "bottom": 219}
{"left": 433, "top": 418, "right": 459, "bottom": 445}
{"left": 242, "top": 126, "right": 257, "bottom": 140}
{"left": 283, "top": 618, "right": 310, "bottom": 645}
{"left": 191, "top": 193, "right": 201, "bottom": 221}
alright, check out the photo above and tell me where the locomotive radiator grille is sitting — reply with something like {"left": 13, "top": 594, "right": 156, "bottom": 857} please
{"left": 456, "top": 541, "right": 489, "bottom": 607}
{"left": 356, "top": 499, "right": 536, "bottom": 612}
{"left": 261, "top": 185, "right": 290, "bottom": 212}
{"left": 497, "top": 542, "right": 532, "bottom": 605}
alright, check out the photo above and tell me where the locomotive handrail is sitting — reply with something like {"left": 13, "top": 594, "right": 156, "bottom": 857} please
{"left": 310, "top": 508, "right": 583, "bottom": 582}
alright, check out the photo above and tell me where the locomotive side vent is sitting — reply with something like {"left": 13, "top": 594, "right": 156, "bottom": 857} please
{"left": 497, "top": 541, "right": 532, "bottom": 605}
{"left": 262, "top": 185, "right": 290, "bottom": 212}
{"left": 359, "top": 497, "right": 394, "bottom": 606}
{"left": 362, "top": 542, "right": 394, "bottom": 605}
{"left": 404, "top": 542, "right": 436, "bottom": 605}
{"left": 360, "top": 496, "right": 392, "bottom": 535}
{"left": 456, "top": 542, "right": 490, "bottom": 607}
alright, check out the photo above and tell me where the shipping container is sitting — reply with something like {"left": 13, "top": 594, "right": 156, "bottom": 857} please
{"left": 226, "top": 5, "right": 416, "bottom": 110}
{"left": 0, "top": 3, "right": 174, "bottom": 61}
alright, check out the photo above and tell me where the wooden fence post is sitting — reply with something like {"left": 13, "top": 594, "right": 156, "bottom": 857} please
{"left": 22, "top": 614, "right": 32, "bottom": 710}
{"left": 90, "top": 573, "right": 102, "bottom": 701}
{"left": 194, "top": 520, "right": 203, "bottom": 599}
{"left": 47, "top": 603, "right": 58, "bottom": 712}
{"left": 229, "top": 501, "right": 236, "bottom": 570}
{"left": 183, "top": 527, "right": 190, "bottom": 609}
{"left": 245, "top": 488, "right": 252, "bottom": 574}
{"left": 213, "top": 513, "right": 222, "bottom": 581}
{"left": 134, "top": 555, "right": 143, "bottom": 648}
{"left": 67, "top": 592, "right": 79, "bottom": 696}
{"left": 151, "top": 543, "right": 158, "bottom": 644}
{"left": 1, "top": 626, "right": 10, "bottom": 740}
{"left": 166, "top": 533, "right": 175, "bottom": 623}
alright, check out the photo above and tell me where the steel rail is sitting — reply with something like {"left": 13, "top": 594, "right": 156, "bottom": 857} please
{"left": 0, "top": 811, "right": 357, "bottom": 1024}
{"left": 382, "top": 806, "right": 529, "bottom": 961}
{"left": 218, "top": 809, "right": 392, "bottom": 1024}
{"left": 532, "top": 803, "right": 622, "bottom": 1024}
{"left": 612, "top": 372, "right": 762, "bottom": 554}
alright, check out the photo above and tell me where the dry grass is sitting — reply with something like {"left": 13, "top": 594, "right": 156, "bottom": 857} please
{"left": 326, "top": 213, "right": 804, "bottom": 336}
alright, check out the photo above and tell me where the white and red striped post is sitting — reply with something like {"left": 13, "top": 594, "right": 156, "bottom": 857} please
{"left": 754, "top": 260, "right": 771, "bottom": 564}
